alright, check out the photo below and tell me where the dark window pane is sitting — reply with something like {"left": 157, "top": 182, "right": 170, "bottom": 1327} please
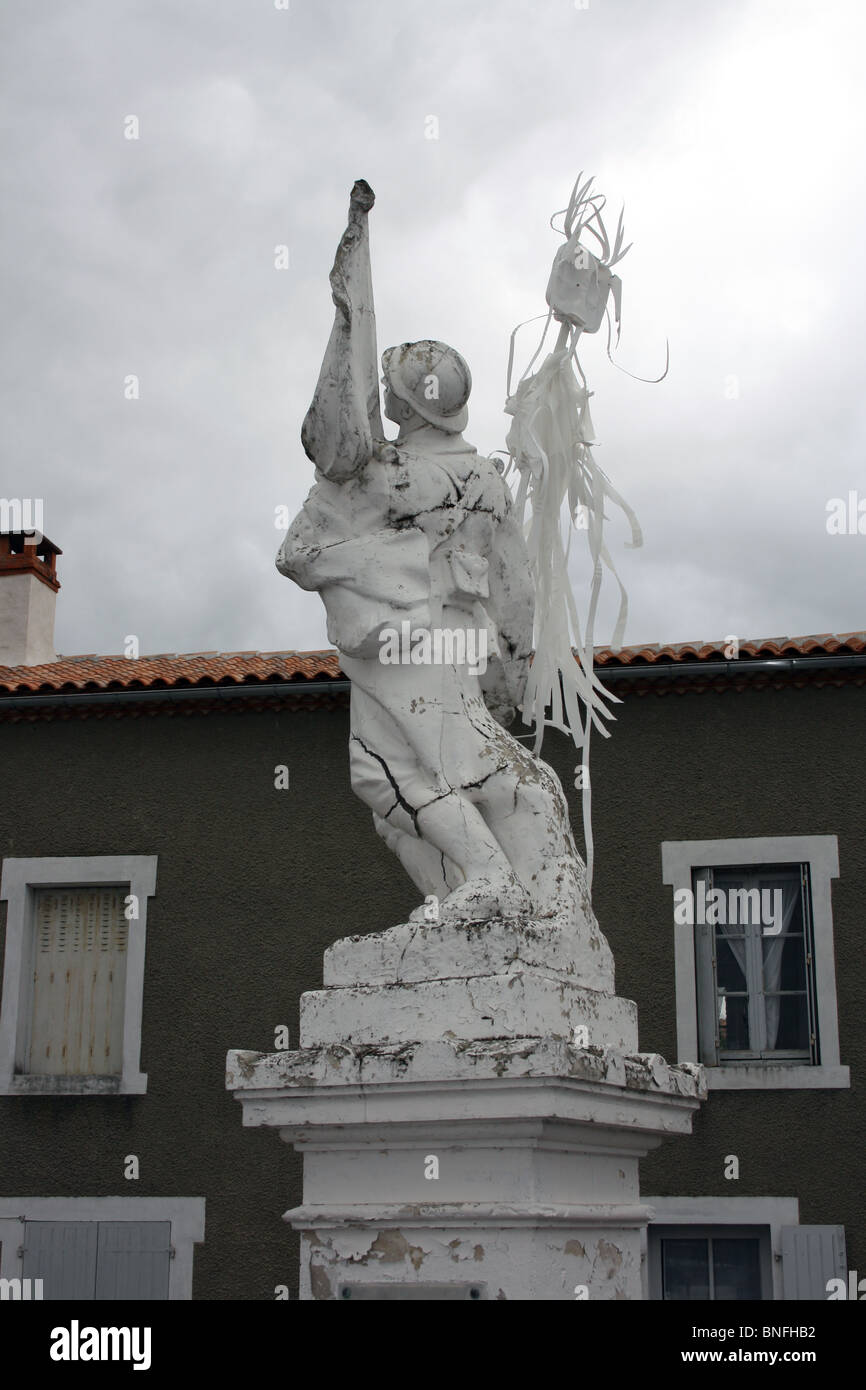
{"left": 712, "top": 1239, "right": 762, "bottom": 1300}
{"left": 769, "top": 993, "right": 810, "bottom": 1050}
{"left": 764, "top": 935, "right": 807, "bottom": 991}
{"left": 717, "top": 938, "right": 747, "bottom": 991}
{"left": 718, "top": 993, "right": 749, "bottom": 1051}
{"left": 661, "top": 1239, "right": 709, "bottom": 1301}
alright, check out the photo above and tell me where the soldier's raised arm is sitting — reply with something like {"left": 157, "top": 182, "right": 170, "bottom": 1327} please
{"left": 300, "top": 180, "right": 384, "bottom": 482}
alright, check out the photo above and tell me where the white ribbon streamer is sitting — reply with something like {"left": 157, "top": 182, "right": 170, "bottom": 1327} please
{"left": 504, "top": 176, "right": 660, "bottom": 890}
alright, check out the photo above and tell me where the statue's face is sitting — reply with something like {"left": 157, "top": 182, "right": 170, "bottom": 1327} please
{"left": 382, "top": 381, "right": 404, "bottom": 424}
{"left": 382, "top": 377, "right": 421, "bottom": 429}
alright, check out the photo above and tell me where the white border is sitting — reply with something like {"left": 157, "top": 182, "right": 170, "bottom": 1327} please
{"left": 660, "top": 836, "right": 848, "bottom": 1089}
{"left": 642, "top": 1195, "right": 800, "bottom": 1300}
{"left": 0, "top": 856, "right": 157, "bottom": 1094}
{"left": 0, "top": 1196, "right": 204, "bottom": 1301}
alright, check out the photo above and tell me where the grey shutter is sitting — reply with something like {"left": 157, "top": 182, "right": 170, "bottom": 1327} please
{"left": 800, "top": 864, "right": 820, "bottom": 1063}
{"left": 695, "top": 921, "right": 718, "bottom": 1063}
{"left": 694, "top": 869, "right": 718, "bottom": 1063}
{"left": 30, "top": 888, "right": 128, "bottom": 1074}
{"left": 22, "top": 1221, "right": 98, "bottom": 1299}
{"left": 94, "top": 1222, "right": 172, "bottom": 1300}
{"left": 781, "top": 1225, "right": 846, "bottom": 1299}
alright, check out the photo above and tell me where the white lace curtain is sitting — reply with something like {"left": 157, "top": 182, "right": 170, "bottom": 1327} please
{"left": 717, "top": 874, "right": 802, "bottom": 1049}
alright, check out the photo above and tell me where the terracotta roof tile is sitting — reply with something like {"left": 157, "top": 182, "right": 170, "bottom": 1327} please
{"left": 1, "top": 633, "right": 863, "bottom": 696}
{"left": 593, "top": 631, "right": 866, "bottom": 667}
{"left": 0, "top": 649, "right": 344, "bottom": 695}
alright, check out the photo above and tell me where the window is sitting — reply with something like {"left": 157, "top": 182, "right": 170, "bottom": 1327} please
{"left": 29, "top": 888, "right": 129, "bottom": 1076}
{"left": 652, "top": 1226, "right": 770, "bottom": 1300}
{"left": 694, "top": 864, "right": 816, "bottom": 1066}
{"left": 661, "top": 837, "right": 848, "bottom": 1089}
{"left": 0, "top": 856, "right": 157, "bottom": 1095}
{"left": 643, "top": 1198, "right": 847, "bottom": 1301}
{"left": 0, "top": 1198, "right": 204, "bottom": 1300}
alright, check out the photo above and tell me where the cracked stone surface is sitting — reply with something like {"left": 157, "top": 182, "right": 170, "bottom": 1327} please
{"left": 227, "top": 1037, "right": 706, "bottom": 1100}
{"left": 323, "top": 917, "right": 610, "bottom": 990}
{"left": 298, "top": 972, "right": 639, "bottom": 1049}
{"left": 298, "top": 1224, "right": 643, "bottom": 1301}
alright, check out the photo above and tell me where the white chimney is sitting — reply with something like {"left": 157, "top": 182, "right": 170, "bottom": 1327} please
{"left": 0, "top": 532, "right": 61, "bottom": 666}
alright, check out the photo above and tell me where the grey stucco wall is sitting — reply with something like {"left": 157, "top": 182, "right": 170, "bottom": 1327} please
{"left": 0, "top": 702, "right": 415, "bottom": 1300}
{"left": 0, "top": 678, "right": 862, "bottom": 1295}
{"left": 577, "top": 680, "right": 865, "bottom": 1277}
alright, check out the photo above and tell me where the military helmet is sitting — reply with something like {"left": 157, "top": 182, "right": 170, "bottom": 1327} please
{"left": 382, "top": 340, "right": 471, "bottom": 433}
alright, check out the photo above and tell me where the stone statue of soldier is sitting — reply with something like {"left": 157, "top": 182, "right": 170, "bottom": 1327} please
{"left": 278, "top": 181, "right": 610, "bottom": 967}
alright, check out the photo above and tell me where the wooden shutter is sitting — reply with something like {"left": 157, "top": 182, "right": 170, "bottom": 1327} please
{"left": 29, "top": 887, "right": 128, "bottom": 1074}
{"left": 22, "top": 1221, "right": 98, "bottom": 1300}
{"left": 781, "top": 1225, "right": 846, "bottom": 1299}
{"left": 693, "top": 868, "right": 719, "bottom": 1063}
{"left": 22, "top": 1220, "right": 172, "bottom": 1300}
{"left": 94, "top": 1222, "right": 172, "bottom": 1300}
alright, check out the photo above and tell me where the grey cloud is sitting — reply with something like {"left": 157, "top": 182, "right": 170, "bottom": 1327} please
{"left": 1, "top": 0, "right": 863, "bottom": 660}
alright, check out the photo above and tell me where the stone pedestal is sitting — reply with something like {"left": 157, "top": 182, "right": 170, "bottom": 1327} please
{"left": 227, "top": 919, "right": 705, "bottom": 1301}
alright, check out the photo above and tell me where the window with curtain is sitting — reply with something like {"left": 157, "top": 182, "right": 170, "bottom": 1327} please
{"left": 693, "top": 864, "right": 818, "bottom": 1066}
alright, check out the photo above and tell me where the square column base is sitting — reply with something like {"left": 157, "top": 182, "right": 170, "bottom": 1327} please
{"left": 227, "top": 1038, "right": 705, "bottom": 1300}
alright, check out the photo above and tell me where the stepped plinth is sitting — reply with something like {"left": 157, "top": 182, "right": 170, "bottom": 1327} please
{"left": 227, "top": 917, "right": 704, "bottom": 1301}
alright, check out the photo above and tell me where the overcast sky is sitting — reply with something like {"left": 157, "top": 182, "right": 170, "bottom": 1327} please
{"left": 2, "top": 0, "right": 864, "bottom": 660}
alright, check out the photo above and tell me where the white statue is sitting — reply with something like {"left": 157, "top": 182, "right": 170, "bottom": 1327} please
{"left": 277, "top": 181, "right": 608, "bottom": 959}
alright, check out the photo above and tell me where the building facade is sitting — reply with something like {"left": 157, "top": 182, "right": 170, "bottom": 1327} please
{"left": 0, "top": 539, "right": 863, "bottom": 1299}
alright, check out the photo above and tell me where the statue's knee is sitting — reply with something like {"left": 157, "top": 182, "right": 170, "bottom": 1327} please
{"left": 373, "top": 806, "right": 416, "bottom": 841}
{"left": 515, "top": 769, "right": 568, "bottom": 822}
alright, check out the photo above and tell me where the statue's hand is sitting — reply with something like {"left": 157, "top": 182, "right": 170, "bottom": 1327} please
{"left": 349, "top": 179, "right": 375, "bottom": 214}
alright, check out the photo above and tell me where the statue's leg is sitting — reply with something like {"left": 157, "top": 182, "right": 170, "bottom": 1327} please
{"left": 371, "top": 812, "right": 457, "bottom": 900}
{"left": 344, "top": 660, "right": 531, "bottom": 922}
{"left": 477, "top": 749, "right": 591, "bottom": 922}
{"left": 411, "top": 794, "right": 531, "bottom": 922}
{"left": 419, "top": 660, "right": 597, "bottom": 925}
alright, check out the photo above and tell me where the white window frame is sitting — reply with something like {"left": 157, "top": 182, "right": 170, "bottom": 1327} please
{"left": 642, "top": 1196, "right": 800, "bottom": 1300}
{"left": 661, "top": 836, "right": 848, "bottom": 1089}
{"left": 0, "top": 856, "right": 157, "bottom": 1095}
{"left": 0, "top": 1197, "right": 204, "bottom": 1301}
